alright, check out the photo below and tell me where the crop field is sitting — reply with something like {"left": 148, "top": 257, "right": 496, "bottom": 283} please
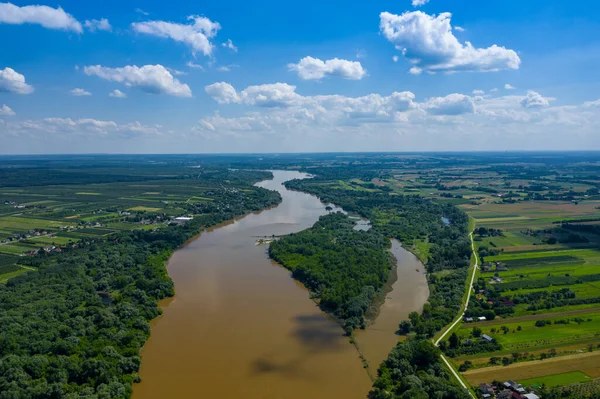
{"left": 385, "top": 159, "right": 600, "bottom": 390}
{"left": 520, "top": 371, "right": 593, "bottom": 388}
{"left": 462, "top": 351, "right": 600, "bottom": 385}
{"left": 458, "top": 312, "right": 600, "bottom": 352}
{"left": 0, "top": 163, "right": 261, "bottom": 280}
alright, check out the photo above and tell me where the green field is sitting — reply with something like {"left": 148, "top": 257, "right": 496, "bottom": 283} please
{"left": 520, "top": 371, "right": 593, "bottom": 388}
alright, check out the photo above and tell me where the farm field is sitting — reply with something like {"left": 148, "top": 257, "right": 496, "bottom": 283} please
{"left": 462, "top": 351, "right": 600, "bottom": 386}
{"left": 520, "top": 371, "right": 593, "bottom": 388}
{"left": 0, "top": 158, "right": 278, "bottom": 282}
{"left": 379, "top": 155, "right": 600, "bottom": 392}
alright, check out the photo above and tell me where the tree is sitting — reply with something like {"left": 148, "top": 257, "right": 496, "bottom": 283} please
{"left": 471, "top": 327, "right": 482, "bottom": 337}
{"left": 449, "top": 332, "right": 459, "bottom": 349}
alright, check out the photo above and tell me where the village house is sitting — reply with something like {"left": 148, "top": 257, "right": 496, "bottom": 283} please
{"left": 482, "top": 334, "right": 494, "bottom": 342}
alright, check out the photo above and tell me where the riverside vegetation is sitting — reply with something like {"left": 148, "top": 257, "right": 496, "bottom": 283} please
{"left": 280, "top": 173, "right": 472, "bottom": 398}
{"left": 0, "top": 158, "right": 281, "bottom": 398}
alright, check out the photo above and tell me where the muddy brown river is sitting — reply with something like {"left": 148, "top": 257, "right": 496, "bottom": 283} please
{"left": 133, "top": 171, "right": 428, "bottom": 399}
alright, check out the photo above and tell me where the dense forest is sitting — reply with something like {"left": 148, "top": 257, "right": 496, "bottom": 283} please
{"left": 269, "top": 212, "right": 394, "bottom": 333}
{"left": 0, "top": 171, "right": 281, "bottom": 398}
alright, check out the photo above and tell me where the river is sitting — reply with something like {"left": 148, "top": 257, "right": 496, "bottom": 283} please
{"left": 133, "top": 170, "right": 428, "bottom": 399}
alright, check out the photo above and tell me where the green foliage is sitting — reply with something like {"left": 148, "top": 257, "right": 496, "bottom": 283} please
{"left": 269, "top": 212, "right": 393, "bottom": 331}
{"left": 368, "top": 339, "right": 470, "bottom": 399}
{"left": 0, "top": 170, "right": 282, "bottom": 398}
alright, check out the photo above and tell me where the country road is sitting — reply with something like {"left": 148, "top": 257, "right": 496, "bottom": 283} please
{"left": 434, "top": 231, "right": 479, "bottom": 398}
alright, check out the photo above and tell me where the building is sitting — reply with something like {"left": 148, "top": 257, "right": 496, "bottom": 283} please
{"left": 524, "top": 394, "right": 540, "bottom": 399}
{"left": 478, "top": 316, "right": 487, "bottom": 321}
{"left": 464, "top": 316, "right": 474, "bottom": 322}
{"left": 482, "top": 334, "right": 494, "bottom": 342}
{"left": 479, "top": 383, "right": 494, "bottom": 398}
{"left": 173, "top": 216, "right": 193, "bottom": 224}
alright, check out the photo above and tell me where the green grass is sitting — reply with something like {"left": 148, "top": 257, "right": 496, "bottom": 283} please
{"left": 0, "top": 267, "right": 28, "bottom": 283}
{"left": 520, "top": 371, "right": 593, "bottom": 388}
{"left": 458, "top": 312, "right": 600, "bottom": 351}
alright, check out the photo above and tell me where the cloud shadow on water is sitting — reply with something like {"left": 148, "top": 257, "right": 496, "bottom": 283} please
{"left": 249, "top": 313, "right": 346, "bottom": 380}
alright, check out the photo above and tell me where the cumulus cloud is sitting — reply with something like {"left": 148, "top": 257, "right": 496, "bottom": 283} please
{"left": 392, "top": 55, "right": 399, "bottom": 63}
{"left": 132, "top": 15, "right": 221, "bottom": 56}
{"left": 204, "top": 82, "right": 417, "bottom": 125}
{"left": 84, "top": 64, "right": 192, "bottom": 97}
{"left": 380, "top": 11, "right": 520, "bottom": 74}
{"left": 0, "top": 67, "right": 34, "bottom": 94}
{"left": 520, "top": 90, "right": 551, "bottom": 108}
{"left": 472, "top": 89, "right": 485, "bottom": 95}
{"left": 423, "top": 93, "right": 476, "bottom": 115}
{"left": 412, "top": 0, "right": 429, "bottom": 6}
{"left": 205, "top": 82, "right": 240, "bottom": 104}
{"left": 70, "top": 88, "right": 91, "bottom": 96}
{"left": 288, "top": 56, "right": 367, "bottom": 80}
{"left": 0, "top": 104, "right": 15, "bottom": 116}
{"left": 109, "top": 89, "right": 127, "bottom": 98}
{"left": 504, "top": 84, "right": 516, "bottom": 90}
{"left": 0, "top": 2, "right": 82, "bottom": 32}
{"left": 84, "top": 18, "right": 111, "bottom": 32}
{"left": 222, "top": 39, "right": 237, "bottom": 52}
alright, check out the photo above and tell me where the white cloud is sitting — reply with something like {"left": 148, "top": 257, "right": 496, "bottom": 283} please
{"left": 109, "top": 89, "right": 127, "bottom": 98}
{"left": 0, "top": 104, "right": 15, "bottom": 116}
{"left": 84, "top": 64, "right": 192, "bottom": 97}
{"left": 0, "top": 2, "right": 82, "bottom": 32}
{"left": 392, "top": 55, "right": 399, "bottom": 63}
{"left": 204, "top": 82, "right": 417, "bottom": 124}
{"left": 490, "top": 88, "right": 498, "bottom": 92}
{"left": 1, "top": 117, "right": 163, "bottom": 138}
{"left": 132, "top": 15, "right": 221, "bottom": 56}
{"left": 423, "top": 93, "right": 476, "bottom": 115}
{"left": 135, "top": 8, "right": 149, "bottom": 16}
{"left": 504, "top": 83, "right": 516, "bottom": 90}
{"left": 84, "top": 18, "right": 111, "bottom": 32}
{"left": 205, "top": 82, "right": 240, "bottom": 104}
{"left": 0, "top": 67, "right": 34, "bottom": 94}
{"left": 380, "top": 11, "right": 520, "bottom": 74}
{"left": 454, "top": 26, "right": 465, "bottom": 32}
{"left": 70, "top": 88, "right": 91, "bottom": 96}
{"left": 167, "top": 67, "right": 186, "bottom": 76}
{"left": 222, "top": 39, "right": 237, "bottom": 52}
{"left": 288, "top": 56, "right": 367, "bottom": 80}
{"left": 583, "top": 99, "right": 600, "bottom": 108}
{"left": 186, "top": 61, "right": 205, "bottom": 70}
{"left": 412, "top": 0, "right": 429, "bottom": 6}
{"left": 472, "top": 89, "right": 485, "bottom": 95}
{"left": 520, "top": 90, "right": 552, "bottom": 108}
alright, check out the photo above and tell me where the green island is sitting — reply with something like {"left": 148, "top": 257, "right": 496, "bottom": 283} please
{"left": 269, "top": 212, "right": 395, "bottom": 333}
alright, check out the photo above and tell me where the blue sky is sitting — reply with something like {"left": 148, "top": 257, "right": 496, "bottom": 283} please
{"left": 1, "top": 0, "right": 600, "bottom": 154}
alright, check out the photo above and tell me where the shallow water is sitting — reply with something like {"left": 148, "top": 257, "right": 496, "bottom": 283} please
{"left": 353, "top": 239, "right": 430, "bottom": 371}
